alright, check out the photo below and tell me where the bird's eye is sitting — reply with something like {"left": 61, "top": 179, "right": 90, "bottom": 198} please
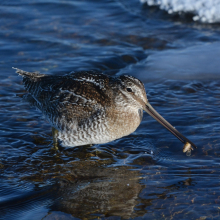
{"left": 126, "top": 88, "right": 133, "bottom": 92}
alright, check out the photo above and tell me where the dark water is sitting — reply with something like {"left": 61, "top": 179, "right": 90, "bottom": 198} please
{"left": 1, "top": 0, "right": 220, "bottom": 219}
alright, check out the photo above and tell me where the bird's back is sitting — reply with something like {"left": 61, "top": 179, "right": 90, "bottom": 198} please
{"left": 15, "top": 68, "right": 113, "bottom": 131}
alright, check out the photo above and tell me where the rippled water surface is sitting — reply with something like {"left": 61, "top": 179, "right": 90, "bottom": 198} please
{"left": 1, "top": 0, "right": 220, "bottom": 219}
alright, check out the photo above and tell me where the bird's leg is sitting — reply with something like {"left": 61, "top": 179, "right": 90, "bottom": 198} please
{"left": 52, "top": 127, "right": 59, "bottom": 151}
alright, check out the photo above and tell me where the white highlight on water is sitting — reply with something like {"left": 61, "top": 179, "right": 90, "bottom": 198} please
{"left": 140, "top": 0, "right": 220, "bottom": 23}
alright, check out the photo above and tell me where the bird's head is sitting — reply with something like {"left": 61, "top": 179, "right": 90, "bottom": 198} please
{"left": 118, "top": 74, "right": 197, "bottom": 150}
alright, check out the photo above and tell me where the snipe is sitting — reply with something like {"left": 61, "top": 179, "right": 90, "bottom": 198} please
{"left": 14, "top": 68, "right": 197, "bottom": 149}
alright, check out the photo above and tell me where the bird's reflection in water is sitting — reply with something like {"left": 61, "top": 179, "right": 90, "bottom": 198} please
{"left": 43, "top": 166, "right": 196, "bottom": 219}
{"left": 20, "top": 151, "right": 144, "bottom": 219}
{"left": 49, "top": 162, "right": 144, "bottom": 219}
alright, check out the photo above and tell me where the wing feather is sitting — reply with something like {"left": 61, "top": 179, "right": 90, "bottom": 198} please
{"left": 15, "top": 68, "right": 112, "bottom": 130}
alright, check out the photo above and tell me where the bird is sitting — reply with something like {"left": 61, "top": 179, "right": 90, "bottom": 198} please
{"left": 14, "top": 67, "right": 197, "bottom": 149}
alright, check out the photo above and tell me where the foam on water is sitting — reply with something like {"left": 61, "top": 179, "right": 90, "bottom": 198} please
{"left": 140, "top": 0, "right": 220, "bottom": 23}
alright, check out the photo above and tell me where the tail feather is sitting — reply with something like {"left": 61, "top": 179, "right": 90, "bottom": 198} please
{"left": 13, "top": 67, "right": 47, "bottom": 97}
{"left": 13, "top": 67, "right": 45, "bottom": 79}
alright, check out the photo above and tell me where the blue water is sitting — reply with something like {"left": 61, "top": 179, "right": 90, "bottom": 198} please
{"left": 1, "top": 0, "right": 220, "bottom": 219}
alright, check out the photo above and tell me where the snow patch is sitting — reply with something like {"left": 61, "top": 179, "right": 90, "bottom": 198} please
{"left": 140, "top": 0, "right": 220, "bottom": 23}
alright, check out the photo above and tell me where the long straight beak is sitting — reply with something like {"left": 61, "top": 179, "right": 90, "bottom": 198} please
{"left": 144, "top": 102, "right": 197, "bottom": 149}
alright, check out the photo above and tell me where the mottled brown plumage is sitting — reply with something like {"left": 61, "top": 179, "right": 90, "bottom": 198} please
{"left": 15, "top": 67, "right": 197, "bottom": 150}
{"left": 15, "top": 68, "right": 147, "bottom": 146}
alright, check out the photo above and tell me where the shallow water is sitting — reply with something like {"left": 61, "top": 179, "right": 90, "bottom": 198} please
{"left": 1, "top": 0, "right": 220, "bottom": 219}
